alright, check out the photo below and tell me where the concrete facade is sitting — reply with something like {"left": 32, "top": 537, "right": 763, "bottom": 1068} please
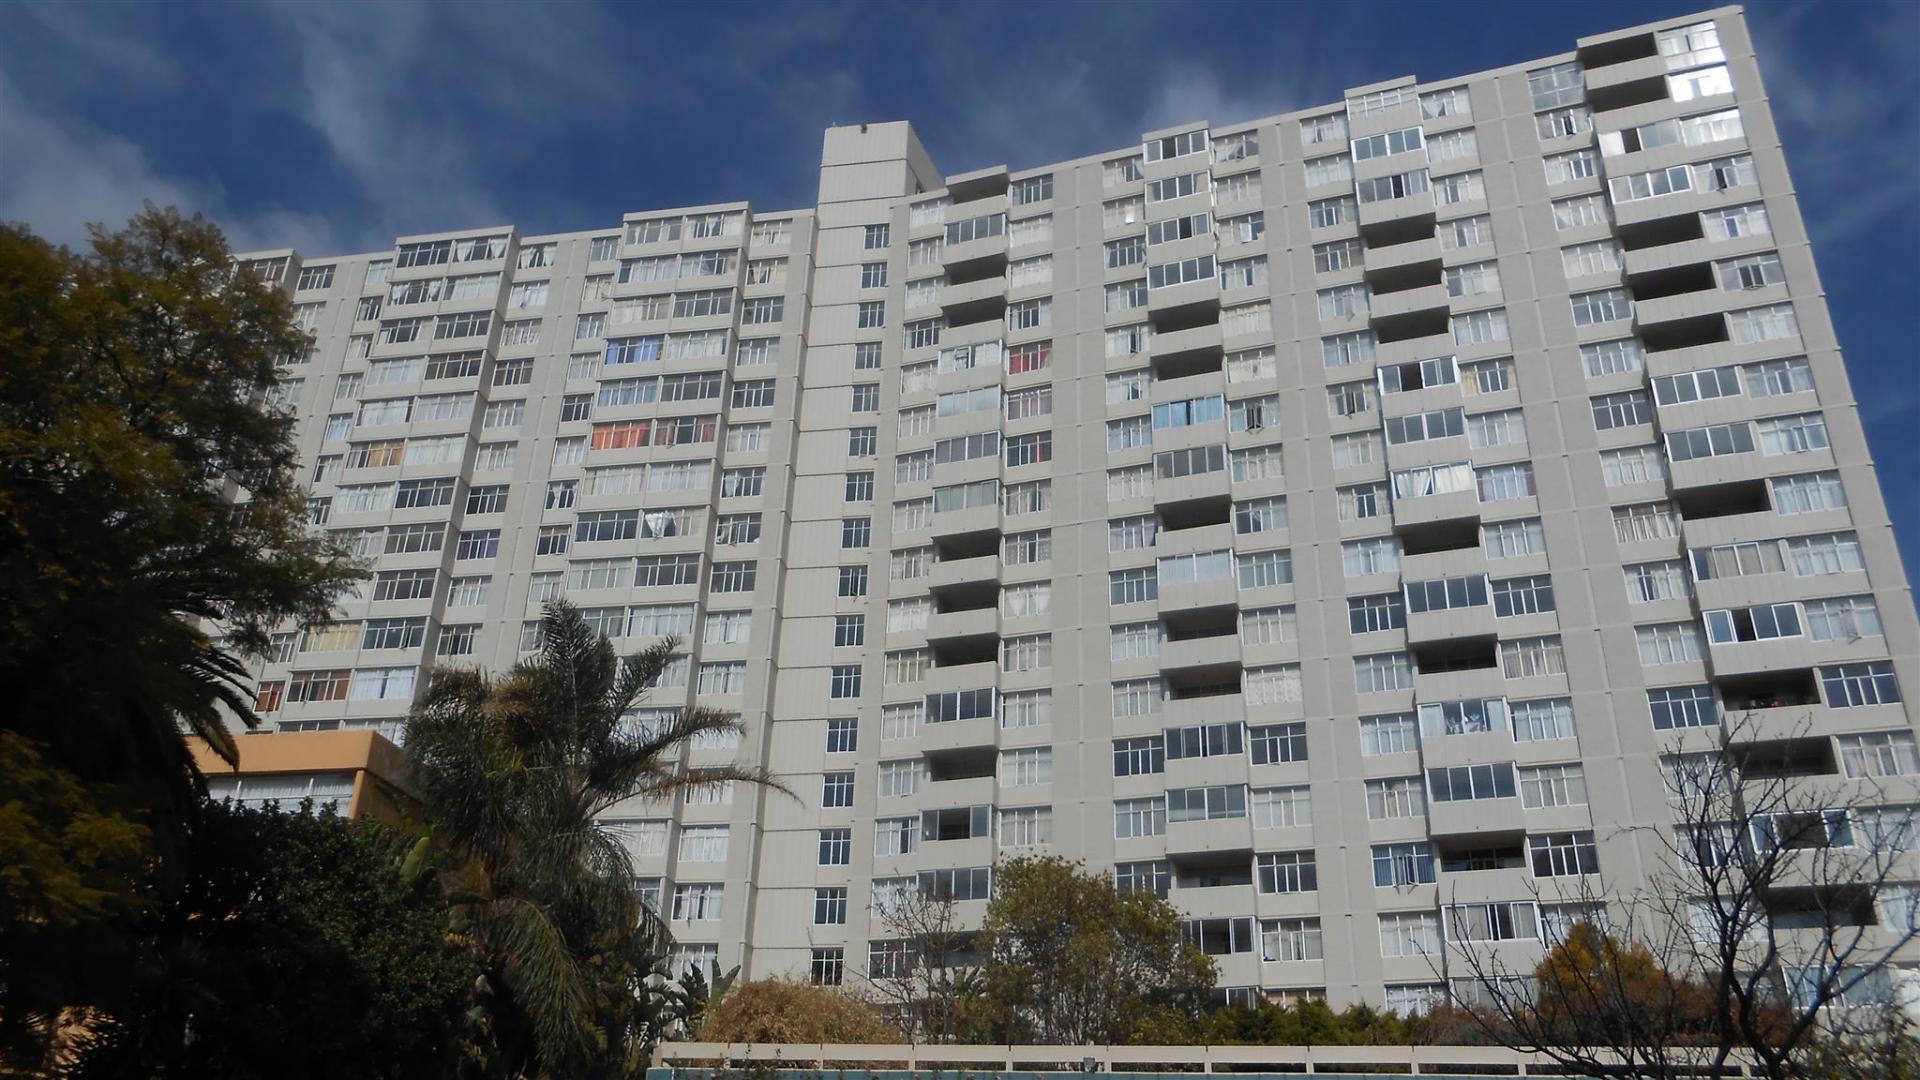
{"left": 234, "top": 6, "right": 1917, "bottom": 1011}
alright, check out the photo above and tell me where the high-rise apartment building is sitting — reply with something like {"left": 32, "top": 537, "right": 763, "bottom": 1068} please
{"left": 234, "top": 5, "right": 1916, "bottom": 1010}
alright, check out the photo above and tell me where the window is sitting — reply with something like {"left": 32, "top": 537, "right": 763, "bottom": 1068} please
{"left": 995, "top": 688, "right": 1051, "bottom": 731}
{"left": 1385, "top": 407, "right": 1465, "bottom": 447}
{"left": 1113, "top": 795, "right": 1169, "bottom": 840}
{"left": 1360, "top": 714, "right": 1419, "bottom": 757}
{"left": 1373, "top": 842, "right": 1437, "bottom": 886}
{"left": 1000, "top": 747, "right": 1052, "bottom": 787}
{"left": 1529, "top": 61, "right": 1585, "bottom": 109}
{"left": 1520, "top": 764, "right": 1589, "bottom": 810}
{"left": 1492, "top": 574, "right": 1555, "bottom": 617}
{"left": 1787, "top": 532, "right": 1866, "bottom": 577}
{"left": 1428, "top": 762, "right": 1518, "bottom": 803}
{"left": 361, "top": 617, "right": 427, "bottom": 651}
{"left": 1771, "top": 471, "right": 1848, "bottom": 515}
{"left": 1626, "top": 560, "right": 1692, "bottom": 603}
{"left": 1501, "top": 636, "right": 1566, "bottom": 678}
{"left": 999, "top": 806, "right": 1051, "bottom": 849}
{"left": 1553, "top": 193, "right": 1609, "bottom": 230}
{"left": 1511, "top": 698, "right": 1576, "bottom": 742}
{"left": 1755, "top": 412, "right": 1830, "bottom": 457}
{"left": 1236, "top": 550, "right": 1292, "bottom": 590}
{"left": 1104, "top": 564, "right": 1159, "bottom": 607}
{"left": 1356, "top": 169, "right": 1430, "bottom": 205}
{"left": 1838, "top": 731, "right": 1919, "bottom": 779}
{"left": 1304, "top": 281, "right": 1370, "bottom": 328}
{"left": 1822, "top": 662, "right": 1902, "bottom": 708}
{"left": 1298, "top": 112, "right": 1348, "bottom": 147}
{"left": 1379, "top": 912, "right": 1441, "bottom": 958}
{"left": 1568, "top": 289, "right": 1634, "bottom": 332}
{"left": 670, "top": 882, "right": 725, "bottom": 923}
{"left": 1354, "top": 652, "right": 1414, "bottom": 694}
{"left": 815, "top": 771, "right": 854, "bottom": 809}
{"left": 1220, "top": 255, "right": 1267, "bottom": 291}
{"left": 349, "top": 666, "right": 416, "bottom": 702}
{"left": 1113, "top": 733, "right": 1166, "bottom": 777}
{"left": 1703, "top": 201, "right": 1773, "bottom": 244}
{"left": 817, "top": 828, "right": 852, "bottom": 866}
{"left": 820, "top": 663, "right": 860, "bottom": 700}
{"left": 1477, "top": 462, "right": 1536, "bottom": 502}
{"left": 1313, "top": 153, "right": 1359, "bottom": 187}
{"left": 1544, "top": 147, "right": 1601, "bottom": 186}
{"left": 1005, "top": 432, "right": 1051, "bottom": 468}
{"left": 1561, "top": 241, "right": 1623, "bottom": 281}
{"left": 1452, "top": 308, "right": 1509, "bottom": 346}
{"left": 1649, "top": 685, "right": 1718, "bottom": 730}
{"left": 1343, "top": 536, "right": 1401, "bottom": 578}
{"left": 1260, "top": 918, "right": 1323, "bottom": 964}
{"left": 1243, "top": 722, "right": 1305, "bottom": 766}
{"left": 1638, "top": 622, "right": 1706, "bottom": 666}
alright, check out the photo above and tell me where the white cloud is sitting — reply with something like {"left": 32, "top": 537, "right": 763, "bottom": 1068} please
{"left": 0, "top": 68, "right": 345, "bottom": 256}
{"left": 261, "top": 5, "right": 504, "bottom": 242}
{"left": 1748, "top": 4, "right": 1920, "bottom": 249}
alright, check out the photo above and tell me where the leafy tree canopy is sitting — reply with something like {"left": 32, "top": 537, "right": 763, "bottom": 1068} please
{"left": 0, "top": 207, "right": 356, "bottom": 824}
{"left": 64, "top": 799, "right": 480, "bottom": 1079}
{"left": 976, "top": 856, "right": 1216, "bottom": 1044}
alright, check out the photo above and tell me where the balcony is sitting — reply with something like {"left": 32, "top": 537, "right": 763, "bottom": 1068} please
{"left": 1390, "top": 487, "right": 1481, "bottom": 530}
{"left": 1411, "top": 639, "right": 1502, "bottom": 692}
{"left": 928, "top": 504, "right": 1001, "bottom": 545}
{"left": 1146, "top": 279, "right": 1220, "bottom": 328}
{"left": 1154, "top": 471, "right": 1231, "bottom": 521}
{"left": 920, "top": 716, "right": 998, "bottom": 757}
{"left": 1150, "top": 325, "right": 1225, "bottom": 381}
{"left": 929, "top": 550, "right": 998, "bottom": 590}
{"left": 919, "top": 772, "right": 995, "bottom": 811}
{"left": 922, "top": 658, "right": 997, "bottom": 698}
{"left": 1374, "top": 330, "right": 1456, "bottom": 369}
{"left": 1157, "top": 575, "right": 1238, "bottom": 615}
{"left": 1672, "top": 452, "right": 1825, "bottom": 496}
{"left": 1158, "top": 517, "right": 1234, "bottom": 555}
{"left": 1405, "top": 604, "right": 1498, "bottom": 647}
{"left": 1166, "top": 817, "right": 1255, "bottom": 860}
{"left": 942, "top": 233, "right": 1008, "bottom": 279}
{"left": 1165, "top": 690, "right": 1245, "bottom": 729}
{"left": 1356, "top": 191, "right": 1436, "bottom": 231}
{"left": 939, "top": 276, "right": 1008, "bottom": 327}
{"left": 1365, "top": 235, "right": 1442, "bottom": 274}
{"left": 925, "top": 604, "right": 999, "bottom": 648}
{"left": 1161, "top": 610, "right": 1242, "bottom": 673}
{"left": 947, "top": 168, "right": 1009, "bottom": 207}
{"left": 1370, "top": 283, "right": 1450, "bottom": 324}
{"left": 1428, "top": 798, "right": 1525, "bottom": 840}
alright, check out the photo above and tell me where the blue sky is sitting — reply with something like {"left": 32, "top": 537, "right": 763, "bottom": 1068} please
{"left": 3, "top": 0, "right": 1915, "bottom": 576}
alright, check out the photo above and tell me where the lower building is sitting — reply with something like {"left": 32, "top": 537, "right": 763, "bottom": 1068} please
{"left": 194, "top": 730, "right": 412, "bottom": 823}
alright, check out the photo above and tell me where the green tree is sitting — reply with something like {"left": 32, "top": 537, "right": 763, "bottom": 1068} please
{"left": 0, "top": 208, "right": 357, "bottom": 1069}
{"left": 0, "top": 207, "right": 355, "bottom": 797}
{"left": 976, "top": 856, "right": 1216, "bottom": 1044}
{"left": 0, "top": 732, "right": 150, "bottom": 933}
{"left": 403, "top": 601, "right": 778, "bottom": 1078}
{"left": 64, "top": 799, "right": 480, "bottom": 1079}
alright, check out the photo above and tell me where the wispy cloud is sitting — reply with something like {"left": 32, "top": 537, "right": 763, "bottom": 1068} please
{"left": 0, "top": 68, "right": 343, "bottom": 255}
{"left": 1749, "top": 2, "right": 1920, "bottom": 248}
{"left": 260, "top": 5, "right": 503, "bottom": 247}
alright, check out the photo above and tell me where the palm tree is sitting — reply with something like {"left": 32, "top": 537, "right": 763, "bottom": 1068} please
{"left": 403, "top": 601, "right": 777, "bottom": 1078}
